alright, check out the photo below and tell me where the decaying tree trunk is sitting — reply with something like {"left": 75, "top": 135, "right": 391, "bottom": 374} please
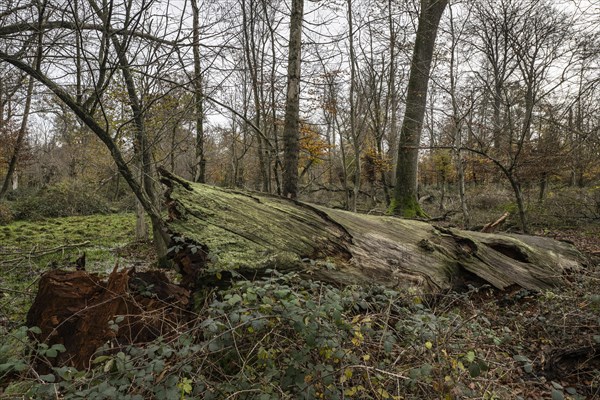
{"left": 160, "top": 171, "right": 585, "bottom": 292}
{"left": 26, "top": 266, "right": 190, "bottom": 370}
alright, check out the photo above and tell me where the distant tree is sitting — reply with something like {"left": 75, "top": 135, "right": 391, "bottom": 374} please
{"left": 191, "top": 0, "right": 206, "bottom": 184}
{"left": 0, "top": 0, "right": 43, "bottom": 200}
{"left": 464, "top": 0, "right": 570, "bottom": 232}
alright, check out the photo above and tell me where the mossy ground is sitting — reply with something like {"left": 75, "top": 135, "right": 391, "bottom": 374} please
{"left": 0, "top": 213, "right": 154, "bottom": 324}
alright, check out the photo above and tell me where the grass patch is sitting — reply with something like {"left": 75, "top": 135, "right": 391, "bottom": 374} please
{"left": 0, "top": 213, "right": 137, "bottom": 251}
{"left": 0, "top": 213, "right": 152, "bottom": 324}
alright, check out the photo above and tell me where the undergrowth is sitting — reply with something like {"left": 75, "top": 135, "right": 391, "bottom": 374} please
{"left": 2, "top": 264, "right": 599, "bottom": 399}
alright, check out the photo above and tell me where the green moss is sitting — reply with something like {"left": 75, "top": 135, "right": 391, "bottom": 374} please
{"left": 167, "top": 183, "right": 334, "bottom": 273}
{"left": 0, "top": 213, "right": 140, "bottom": 322}
{"left": 387, "top": 196, "right": 429, "bottom": 218}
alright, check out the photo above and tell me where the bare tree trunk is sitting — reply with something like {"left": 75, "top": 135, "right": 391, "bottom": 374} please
{"left": 270, "top": 52, "right": 281, "bottom": 195}
{"left": 88, "top": 0, "right": 169, "bottom": 261}
{"left": 390, "top": 0, "right": 447, "bottom": 217}
{"left": 456, "top": 149, "right": 469, "bottom": 226}
{"left": 447, "top": 4, "right": 469, "bottom": 227}
{"left": 135, "top": 199, "right": 148, "bottom": 240}
{"left": 509, "top": 176, "right": 528, "bottom": 233}
{"left": 347, "top": 0, "right": 360, "bottom": 212}
{"left": 191, "top": 0, "right": 206, "bottom": 183}
{"left": 282, "top": 0, "right": 304, "bottom": 199}
{"left": 0, "top": 77, "right": 33, "bottom": 200}
{"left": 387, "top": 0, "right": 399, "bottom": 186}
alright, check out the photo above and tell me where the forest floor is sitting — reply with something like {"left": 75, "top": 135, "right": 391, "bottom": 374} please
{"left": 0, "top": 213, "right": 156, "bottom": 323}
{"left": 0, "top": 211, "right": 599, "bottom": 399}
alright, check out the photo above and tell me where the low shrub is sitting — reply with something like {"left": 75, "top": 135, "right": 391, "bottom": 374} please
{"left": 0, "top": 201, "right": 14, "bottom": 225}
{"left": 3, "top": 273, "right": 496, "bottom": 399}
{"left": 12, "top": 181, "right": 110, "bottom": 220}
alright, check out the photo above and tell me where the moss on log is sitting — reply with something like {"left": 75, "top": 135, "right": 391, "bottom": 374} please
{"left": 160, "top": 172, "right": 584, "bottom": 292}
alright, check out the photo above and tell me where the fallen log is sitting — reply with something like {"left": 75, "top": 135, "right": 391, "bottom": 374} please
{"left": 160, "top": 172, "right": 585, "bottom": 293}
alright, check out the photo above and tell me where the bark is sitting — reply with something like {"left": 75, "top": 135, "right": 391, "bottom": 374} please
{"left": 390, "top": 0, "right": 447, "bottom": 217}
{"left": 191, "top": 0, "right": 206, "bottom": 183}
{"left": 160, "top": 172, "right": 584, "bottom": 293}
{"left": 282, "top": 0, "right": 303, "bottom": 198}
{"left": 27, "top": 268, "right": 190, "bottom": 370}
{"left": 347, "top": 0, "right": 360, "bottom": 212}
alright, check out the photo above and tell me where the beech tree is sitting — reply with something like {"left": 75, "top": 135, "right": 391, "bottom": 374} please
{"left": 390, "top": 0, "right": 448, "bottom": 217}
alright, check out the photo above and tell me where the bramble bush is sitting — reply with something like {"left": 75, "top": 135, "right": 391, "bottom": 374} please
{"left": 2, "top": 272, "right": 503, "bottom": 399}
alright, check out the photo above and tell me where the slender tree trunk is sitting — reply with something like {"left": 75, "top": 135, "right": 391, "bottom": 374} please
{"left": 270, "top": 48, "right": 282, "bottom": 195}
{"left": 135, "top": 198, "right": 148, "bottom": 240}
{"left": 258, "top": 0, "right": 282, "bottom": 194}
{"left": 377, "top": 139, "right": 391, "bottom": 206}
{"left": 282, "top": 0, "right": 304, "bottom": 198}
{"left": 0, "top": 77, "right": 33, "bottom": 200}
{"left": 192, "top": 0, "right": 206, "bottom": 183}
{"left": 347, "top": 0, "right": 360, "bottom": 212}
{"left": 335, "top": 110, "right": 350, "bottom": 209}
{"left": 387, "top": 0, "right": 399, "bottom": 186}
{"left": 508, "top": 176, "right": 528, "bottom": 233}
{"left": 390, "top": 0, "right": 447, "bottom": 217}
{"left": 448, "top": 4, "right": 469, "bottom": 226}
{"left": 538, "top": 173, "right": 547, "bottom": 204}
{"left": 456, "top": 148, "right": 469, "bottom": 226}
{"left": 243, "top": 0, "right": 270, "bottom": 192}
{"left": 88, "top": 0, "right": 169, "bottom": 261}
{"left": 0, "top": 78, "right": 4, "bottom": 127}
{"left": 492, "top": 83, "right": 502, "bottom": 150}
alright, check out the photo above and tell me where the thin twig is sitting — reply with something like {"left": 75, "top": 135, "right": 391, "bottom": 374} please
{"left": 0, "top": 241, "right": 91, "bottom": 263}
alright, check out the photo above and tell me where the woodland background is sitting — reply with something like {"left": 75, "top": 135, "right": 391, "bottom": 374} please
{"left": 1, "top": 0, "right": 600, "bottom": 399}
{"left": 0, "top": 0, "right": 599, "bottom": 232}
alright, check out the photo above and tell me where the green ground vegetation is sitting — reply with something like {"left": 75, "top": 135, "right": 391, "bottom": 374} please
{"left": 1, "top": 267, "right": 599, "bottom": 399}
{"left": 0, "top": 213, "right": 152, "bottom": 322}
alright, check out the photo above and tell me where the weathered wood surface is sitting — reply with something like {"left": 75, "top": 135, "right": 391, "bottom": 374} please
{"left": 27, "top": 267, "right": 190, "bottom": 370}
{"left": 161, "top": 172, "right": 585, "bottom": 292}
